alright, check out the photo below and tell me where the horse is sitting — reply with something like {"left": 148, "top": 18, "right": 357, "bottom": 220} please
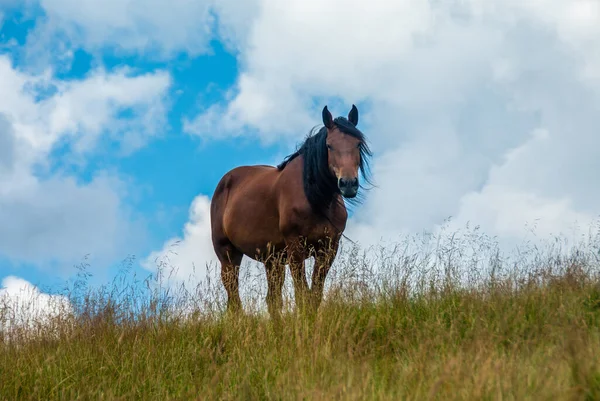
{"left": 210, "top": 105, "right": 372, "bottom": 318}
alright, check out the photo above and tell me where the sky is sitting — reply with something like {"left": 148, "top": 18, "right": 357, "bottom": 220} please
{"left": 1, "top": 0, "right": 600, "bottom": 314}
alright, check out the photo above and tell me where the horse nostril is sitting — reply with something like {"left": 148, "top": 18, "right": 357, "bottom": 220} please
{"left": 338, "top": 177, "right": 359, "bottom": 189}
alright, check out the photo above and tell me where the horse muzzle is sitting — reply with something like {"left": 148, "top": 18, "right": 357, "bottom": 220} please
{"left": 338, "top": 177, "right": 359, "bottom": 198}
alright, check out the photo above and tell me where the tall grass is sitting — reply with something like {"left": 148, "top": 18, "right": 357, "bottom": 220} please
{"left": 2, "top": 223, "right": 600, "bottom": 400}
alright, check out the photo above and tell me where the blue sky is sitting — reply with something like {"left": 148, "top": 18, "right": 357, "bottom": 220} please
{"left": 1, "top": 0, "right": 600, "bottom": 302}
{"left": 0, "top": 4, "right": 289, "bottom": 291}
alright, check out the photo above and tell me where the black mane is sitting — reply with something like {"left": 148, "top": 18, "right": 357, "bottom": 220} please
{"left": 277, "top": 116, "right": 373, "bottom": 215}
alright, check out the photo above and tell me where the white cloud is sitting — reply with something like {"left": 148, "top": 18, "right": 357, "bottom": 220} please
{"left": 45, "top": 66, "right": 171, "bottom": 155}
{"left": 0, "top": 174, "right": 142, "bottom": 265}
{"left": 39, "top": 0, "right": 212, "bottom": 56}
{"left": 0, "top": 276, "right": 73, "bottom": 338}
{"left": 19, "top": 0, "right": 259, "bottom": 63}
{"left": 450, "top": 185, "right": 592, "bottom": 243}
{"left": 0, "top": 114, "right": 16, "bottom": 172}
{"left": 0, "top": 59, "right": 171, "bottom": 160}
{"left": 161, "top": 0, "right": 600, "bottom": 281}
{"left": 0, "top": 55, "right": 171, "bottom": 268}
{"left": 142, "top": 195, "right": 218, "bottom": 286}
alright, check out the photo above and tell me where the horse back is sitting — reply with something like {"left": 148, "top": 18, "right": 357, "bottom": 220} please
{"left": 211, "top": 165, "right": 286, "bottom": 258}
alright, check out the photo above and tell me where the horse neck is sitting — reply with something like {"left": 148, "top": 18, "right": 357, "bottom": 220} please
{"left": 296, "top": 153, "right": 339, "bottom": 214}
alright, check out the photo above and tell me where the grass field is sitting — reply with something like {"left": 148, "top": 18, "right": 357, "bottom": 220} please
{"left": 2, "top": 225, "right": 600, "bottom": 400}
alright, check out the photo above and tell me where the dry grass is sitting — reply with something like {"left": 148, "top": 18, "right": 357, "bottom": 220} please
{"left": 2, "top": 224, "right": 600, "bottom": 400}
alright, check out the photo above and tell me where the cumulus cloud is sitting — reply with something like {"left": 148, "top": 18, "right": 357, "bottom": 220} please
{"left": 152, "top": 0, "right": 600, "bottom": 287}
{"left": 0, "top": 276, "right": 73, "bottom": 337}
{"left": 0, "top": 55, "right": 171, "bottom": 268}
{"left": 142, "top": 195, "right": 218, "bottom": 285}
{"left": 0, "top": 59, "right": 171, "bottom": 160}
{"left": 45, "top": 66, "right": 171, "bottom": 155}
{"left": 39, "top": 0, "right": 213, "bottom": 55}
{"left": 0, "top": 114, "right": 16, "bottom": 172}
{"left": 195, "top": 0, "right": 600, "bottom": 245}
{"left": 0, "top": 174, "right": 142, "bottom": 265}
{"left": 18, "top": 0, "right": 259, "bottom": 64}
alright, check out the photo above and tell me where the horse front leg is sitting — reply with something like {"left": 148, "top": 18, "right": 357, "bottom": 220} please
{"left": 310, "top": 237, "right": 340, "bottom": 313}
{"left": 284, "top": 239, "right": 310, "bottom": 315}
{"left": 265, "top": 256, "right": 286, "bottom": 322}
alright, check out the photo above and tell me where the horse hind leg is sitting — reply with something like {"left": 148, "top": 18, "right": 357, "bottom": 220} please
{"left": 215, "top": 241, "right": 243, "bottom": 314}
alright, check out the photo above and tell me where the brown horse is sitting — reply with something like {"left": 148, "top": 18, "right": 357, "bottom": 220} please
{"left": 210, "top": 105, "right": 372, "bottom": 318}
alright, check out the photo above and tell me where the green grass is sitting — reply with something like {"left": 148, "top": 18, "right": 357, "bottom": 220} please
{"left": 2, "top": 225, "right": 600, "bottom": 400}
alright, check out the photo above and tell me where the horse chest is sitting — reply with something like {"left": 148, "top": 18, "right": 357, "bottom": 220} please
{"left": 279, "top": 207, "right": 345, "bottom": 243}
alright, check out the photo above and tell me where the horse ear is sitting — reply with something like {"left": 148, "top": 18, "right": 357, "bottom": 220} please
{"left": 348, "top": 104, "right": 359, "bottom": 126}
{"left": 322, "top": 105, "right": 334, "bottom": 129}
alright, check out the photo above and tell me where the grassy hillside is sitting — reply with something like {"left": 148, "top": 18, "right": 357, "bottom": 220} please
{"left": 2, "top": 226, "right": 600, "bottom": 400}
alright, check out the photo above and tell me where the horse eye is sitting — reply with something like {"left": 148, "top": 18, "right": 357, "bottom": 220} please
{"left": 326, "top": 144, "right": 333, "bottom": 150}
